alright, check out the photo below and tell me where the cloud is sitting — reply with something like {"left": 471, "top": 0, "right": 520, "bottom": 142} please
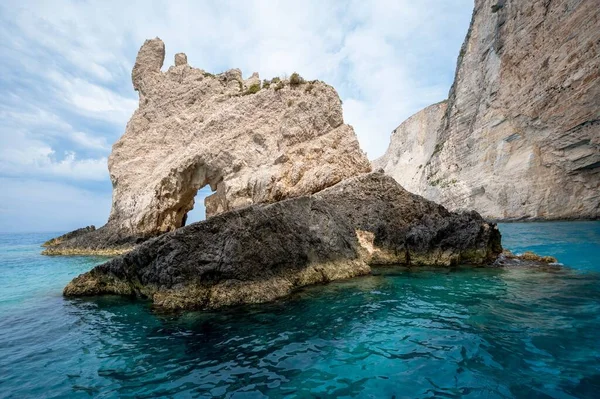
{"left": 0, "top": 130, "right": 109, "bottom": 181}
{"left": 0, "top": 0, "right": 474, "bottom": 231}
{"left": 36, "top": 151, "right": 108, "bottom": 181}
{"left": 1, "top": 106, "right": 110, "bottom": 151}
{"left": 69, "top": 131, "right": 110, "bottom": 151}
{"left": 46, "top": 71, "right": 138, "bottom": 125}
{"left": 0, "top": 178, "right": 112, "bottom": 232}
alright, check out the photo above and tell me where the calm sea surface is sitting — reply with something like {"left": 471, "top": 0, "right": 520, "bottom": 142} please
{"left": 0, "top": 222, "right": 599, "bottom": 398}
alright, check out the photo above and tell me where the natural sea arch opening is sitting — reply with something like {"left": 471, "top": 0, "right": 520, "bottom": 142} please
{"left": 183, "top": 186, "right": 214, "bottom": 225}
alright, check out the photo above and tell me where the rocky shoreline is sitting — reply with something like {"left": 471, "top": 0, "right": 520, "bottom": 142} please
{"left": 42, "top": 226, "right": 151, "bottom": 256}
{"left": 63, "top": 173, "right": 503, "bottom": 310}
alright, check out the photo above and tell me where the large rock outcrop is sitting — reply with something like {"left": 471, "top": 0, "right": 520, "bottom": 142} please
{"left": 64, "top": 173, "right": 502, "bottom": 310}
{"left": 44, "top": 38, "right": 370, "bottom": 255}
{"left": 375, "top": 0, "right": 599, "bottom": 220}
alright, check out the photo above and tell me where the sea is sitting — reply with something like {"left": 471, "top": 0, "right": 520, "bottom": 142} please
{"left": 0, "top": 222, "right": 599, "bottom": 398}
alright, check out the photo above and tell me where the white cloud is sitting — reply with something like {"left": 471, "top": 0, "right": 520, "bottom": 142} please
{"left": 0, "top": 178, "right": 112, "bottom": 232}
{"left": 0, "top": 106, "right": 111, "bottom": 151}
{"left": 69, "top": 131, "right": 110, "bottom": 151}
{"left": 0, "top": 104, "right": 71, "bottom": 132}
{"left": 46, "top": 71, "right": 138, "bottom": 125}
{"left": 0, "top": 102, "right": 111, "bottom": 182}
{"left": 0, "top": 131, "right": 108, "bottom": 181}
{"left": 42, "top": 151, "right": 109, "bottom": 181}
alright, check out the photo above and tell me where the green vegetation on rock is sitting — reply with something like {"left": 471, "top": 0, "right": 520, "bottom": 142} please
{"left": 244, "top": 83, "right": 261, "bottom": 95}
{"left": 290, "top": 72, "right": 305, "bottom": 86}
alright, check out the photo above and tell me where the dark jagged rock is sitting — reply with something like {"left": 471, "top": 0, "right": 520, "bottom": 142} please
{"left": 42, "top": 226, "right": 96, "bottom": 248}
{"left": 42, "top": 226, "right": 149, "bottom": 256}
{"left": 64, "top": 173, "right": 502, "bottom": 310}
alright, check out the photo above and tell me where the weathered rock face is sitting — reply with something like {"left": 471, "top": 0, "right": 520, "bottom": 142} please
{"left": 373, "top": 102, "right": 447, "bottom": 195}
{"left": 42, "top": 226, "right": 96, "bottom": 248}
{"left": 44, "top": 38, "right": 370, "bottom": 254}
{"left": 63, "top": 173, "right": 502, "bottom": 310}
{"left": 376, "top": 0, "right": 599, "bottom": 220}
{"left": 117, "top": 38, "right": 371, "bottom": 233}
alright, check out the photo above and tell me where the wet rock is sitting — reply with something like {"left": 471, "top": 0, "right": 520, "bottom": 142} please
{"left": 498, "top": 249, "right": 558, "bottom": 264}
{"left": 64, "top": 173, "right": 502, "bottom": 310}
{"left": 42, "top": 227, "right": 144, "bottom": 256}
{"left": 493, "top": 250, "right": 560, "bottom": 268}
{"left": 42, "top": 226, "right": 96, "bottom": 248}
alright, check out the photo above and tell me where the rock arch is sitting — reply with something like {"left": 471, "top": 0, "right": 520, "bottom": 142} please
{"left": 44, "top": 38, "right": 371, "bottom": 253}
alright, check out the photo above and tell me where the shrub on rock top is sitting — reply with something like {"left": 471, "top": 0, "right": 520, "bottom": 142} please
{"left": 290, "top": 72, "right": 305, "bottom": 86}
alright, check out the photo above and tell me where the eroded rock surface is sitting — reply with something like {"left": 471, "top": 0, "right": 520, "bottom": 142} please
{"left": 42, "top": 226, "right": 96, "bottom": 248}
{"left": 45, "top": 38, "right": 370, "bottom": 254}
{"left": 492, "top": 250, "right": 560, "bottom": 268}
{"left": 64, "top": 173, "right": 502, "bottom": 310}
{"left": 373, "top": 102, "right": 447, "bottom": 195}
{"left": 376, "top": 0, "right": 599, "bottom": 220}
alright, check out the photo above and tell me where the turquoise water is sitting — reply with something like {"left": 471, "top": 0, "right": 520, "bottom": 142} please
{"left": 1, "top": 222, "right": 599, "bottom": 398}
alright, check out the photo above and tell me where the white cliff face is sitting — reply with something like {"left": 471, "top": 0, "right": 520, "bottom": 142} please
{"left": 376, "top": 0, "right": 599, "bottom": 220}
{"left": 108, "top": 38, "right": 371, "bottom": 236}
{"left": 372, "top": 102, "right": 446, "bottom": 194}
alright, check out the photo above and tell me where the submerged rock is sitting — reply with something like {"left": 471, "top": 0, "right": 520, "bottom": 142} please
{"left": 497, "top": 250, "right": 558, "bottom": 265}
{"left": 375, "top": 0, "right": 600, "bottom": 220}
{"left": 44, "top": 38, "right": 370, "bottom": 255}
{"left": 493, "top": 250, "right": 560, "bottom": 268}
{"left": 64, "top": 173, "right": 502, "bottom": 310}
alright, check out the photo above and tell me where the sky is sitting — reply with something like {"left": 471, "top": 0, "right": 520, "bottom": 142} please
{"left": 0, "top": 0, "right": 473, "bottom": 233}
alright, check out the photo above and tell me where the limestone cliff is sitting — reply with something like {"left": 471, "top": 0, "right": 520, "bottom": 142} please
{"left": 373, "top": 102, "right": 447, "bottom": 195}
{"left": 44, "top": 38, "right": 370, "bottom": 254}
{"left": 64, "top": 173, "right": 502, "bottom": 310}
{"left": 375, "top": 0, "right": 599, "bottom": 220}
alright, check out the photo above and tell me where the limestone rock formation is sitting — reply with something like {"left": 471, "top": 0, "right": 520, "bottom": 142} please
{"left": 375, "top": 0, "right": 599, "bottom": 220}
{"left": 63, "top": 173, "right": 502, "bottom": 310}
{"left": 373, "top": 101, "right": 447, "bottom": 195}
{"left": 44, "top": 38, "right": 370, "bottom": 254}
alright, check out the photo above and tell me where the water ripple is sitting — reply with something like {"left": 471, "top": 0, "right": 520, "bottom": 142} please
{"left": 1, "top": 225, "right": 600, "bottom": 398}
